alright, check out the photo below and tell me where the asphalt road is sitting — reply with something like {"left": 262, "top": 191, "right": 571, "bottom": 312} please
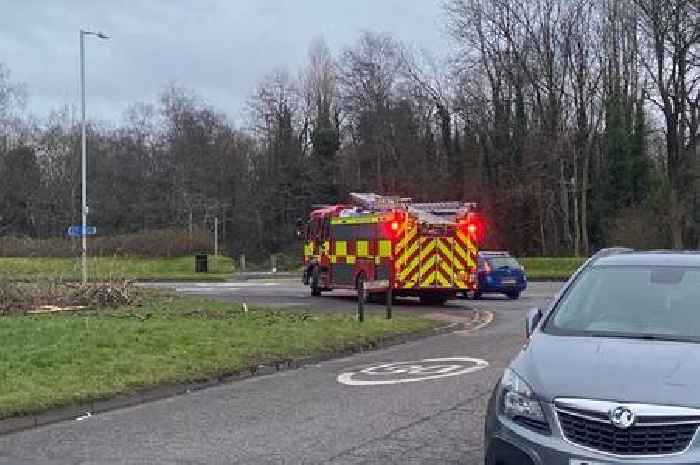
{"left": 0, "top": 281, "right": 563, "bottom": 465}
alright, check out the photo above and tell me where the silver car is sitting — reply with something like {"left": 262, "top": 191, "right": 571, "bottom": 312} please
{"left": 484, "top": 250, "right": 700, "bottom": 464}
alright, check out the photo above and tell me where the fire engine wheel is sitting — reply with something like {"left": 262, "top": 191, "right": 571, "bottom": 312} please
{"left": 419, "top": 294, "right": 448, "bottom": 306}
{"left": 466, "top": 290, "right": 482, "bottom": 300}
{"left": 310, "top": 267, "right": 322, "bottom": 297}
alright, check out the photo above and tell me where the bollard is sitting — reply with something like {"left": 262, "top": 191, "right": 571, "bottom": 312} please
{"left": 271, "top": 254, "right": 277, "bottom": 273}
{"left": 356, "top": 283, "right": 366, "bottom": 322}
{"left": 386, "top": 287, "right": 392, "bottom": 320}
{"left": 240, "top": 254, "right": 246, "bottom": 271}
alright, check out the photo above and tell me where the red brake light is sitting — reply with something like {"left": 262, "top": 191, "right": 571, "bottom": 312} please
{"left": 461, "top": 213, "right": 486, "bottom": 247}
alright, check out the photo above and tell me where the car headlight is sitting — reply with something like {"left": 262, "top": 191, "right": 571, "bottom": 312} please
{"left": 500, "top": 368, "right": 548, "bottom": 431}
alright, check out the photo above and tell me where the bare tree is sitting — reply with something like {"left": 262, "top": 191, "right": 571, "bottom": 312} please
{"left": 634, "top": 0, "right": 699, "bottom": 247}
{"left": 337, "top": 31, "right": 404, "bottom": 191}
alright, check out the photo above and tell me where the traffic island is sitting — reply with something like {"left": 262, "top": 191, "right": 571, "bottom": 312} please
{"left": 0, "top": 293, "right": 451, "bottom": 435}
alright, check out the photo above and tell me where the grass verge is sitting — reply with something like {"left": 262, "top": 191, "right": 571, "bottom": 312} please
{"left": 0, "top": 295, "right": 438, "bottom": 419}
{"left": 2, "top": 255, "right": 585, "bottom": 281}
{"left": 520, "top": 257, "right": 586, "bottom": 280}
{"left": 0, "top": 256, "right": 234, "bottom": 282}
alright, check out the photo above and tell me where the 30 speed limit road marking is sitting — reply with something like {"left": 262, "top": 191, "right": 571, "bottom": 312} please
{"left": 337, "top": 357, "right": 489, "bottom": 386}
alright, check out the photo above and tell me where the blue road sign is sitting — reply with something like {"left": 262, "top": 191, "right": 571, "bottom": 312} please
{"left": 67, "top": 225, "right": 97, "bottom": 237}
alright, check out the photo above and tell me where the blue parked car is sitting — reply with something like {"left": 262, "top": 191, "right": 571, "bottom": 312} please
{"left": 470, "top": 251, "right": 527, "bottom": 300}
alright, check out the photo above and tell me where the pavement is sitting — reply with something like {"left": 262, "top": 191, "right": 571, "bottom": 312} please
{"left": 0, "top": 280, "right": 563, "bottom": 465}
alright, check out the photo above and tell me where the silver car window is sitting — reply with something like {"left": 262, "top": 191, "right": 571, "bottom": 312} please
{"left": 548, "top": 265, "right": 700, "bottom": 339}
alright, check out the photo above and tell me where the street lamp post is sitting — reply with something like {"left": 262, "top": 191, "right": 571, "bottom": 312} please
{"left": 80, "top": 29, "right": 108, "bottom": 285}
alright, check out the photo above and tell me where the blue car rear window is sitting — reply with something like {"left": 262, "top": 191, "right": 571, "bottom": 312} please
{"left": 487, "top": 257, "right": 520, "bottom": 269}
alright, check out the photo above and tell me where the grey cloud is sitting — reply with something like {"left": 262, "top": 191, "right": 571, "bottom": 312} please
{"left": 1, "top": 0, "right": 445, "bottom": 124}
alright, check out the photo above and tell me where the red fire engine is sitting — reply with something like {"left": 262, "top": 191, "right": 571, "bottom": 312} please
{"left": 300, "top": 193, "right": 486, "bottom": 305}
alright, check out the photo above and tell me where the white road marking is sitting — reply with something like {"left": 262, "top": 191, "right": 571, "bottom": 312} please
{"left": 188, "top": 282, "right": 281, "bottom": 287}
{"left": 337, "top": 357, "right": 489, "bottom": 386}
{"left": 454, "top": 310, "right": 495, "bottom": 335}
{"left": 174, "top": 282, "right": 280, "bottom": 293}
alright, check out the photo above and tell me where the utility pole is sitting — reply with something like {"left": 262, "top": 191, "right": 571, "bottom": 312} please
{"left": 214, "top": 216, "right": 218, "bottom": 257}
{"left": 80, "top": 29, "right": 108, "bottom": 285}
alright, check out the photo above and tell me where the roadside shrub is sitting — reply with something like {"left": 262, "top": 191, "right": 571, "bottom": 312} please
{"left": 0, "top": 228, "right": 213, "bottom": 258}
{"left": 0, "top": 280, "right": 25, "bottom": 313}
{"left": 0, "top": 278, "right": 139, "bottom": 314}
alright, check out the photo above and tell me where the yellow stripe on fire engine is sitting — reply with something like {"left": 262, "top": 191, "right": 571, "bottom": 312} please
{"left": 330, "top": 215, "right": 379, "bottom": 225}
{"left": 465, "top": 235, "right": 478, "bottom": 258}
{"left": 419, "top": 238, "right": 436, "bottom": 259}
{"left": 356, "top": 240, "right": 368, "bottom": 257}
{"left": 304, "top": 242, "right": 314, "bottom": 257}
{"left": 439, "top": 261, "right": 453, "bottom": 283}
{"left": 418, "top": 254, "right": 436, "bottom": 282}
{"left": 435, "top": 266, "right": 451, "bottom": 287}
{"left": 396, "top": 224, "right": 417, "bottom": 254}
{"left": 335, "top": 241, "right": 347, "bottom": 256}
{"left": 401, "top": 237, "right": 419, "bottom": 264}
{"left": 399, "top": 252, "right": 421, "bottom": 281}
{"left": 379, "top": 240, "right": 391, "bottom": 258}
{"left": 346, "top": 255, "right": 356, "bottom": 264}
{"left": 420, "top": 271, "right": 435, "bottom": 287}
{"left": 436, "top": 238, "right": 453, "bottom": 261}
{"left": 455, "top": 231, "right": 475, "bottom": 268}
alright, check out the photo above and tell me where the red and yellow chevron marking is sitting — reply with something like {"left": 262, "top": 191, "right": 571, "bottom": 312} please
{"left": 394, "top": 226, "right": 479, "bottom": 290}
{"left": 455, "top": 229, "right": 478, "bottom": 269}
{"left": 419, "top": 237, "right": 453, "bottom": 288}
{"left": 395, "top": 223, "right": 420, "bottom": 288}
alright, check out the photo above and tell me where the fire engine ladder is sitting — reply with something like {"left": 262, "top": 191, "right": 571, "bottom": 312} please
{"left": 408, "top": 202, "right": 476, "bottom": 224}
{"left": 349, "top": 193, "right": 405, "bottom": 211}
{"left": 349, "top": 193, "right": 475, "bottom": 224}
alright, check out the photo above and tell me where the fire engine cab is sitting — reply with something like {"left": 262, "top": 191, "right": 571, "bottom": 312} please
{"left": 300, "top": 193, "right": 486, "bottom": 305}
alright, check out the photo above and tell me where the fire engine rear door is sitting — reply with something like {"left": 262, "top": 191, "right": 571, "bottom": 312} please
{"left": 434, "top": 236, "right": 455, "bottom": 288}
{"left": 418, "top": 228, "right": 454, "bottom": 288}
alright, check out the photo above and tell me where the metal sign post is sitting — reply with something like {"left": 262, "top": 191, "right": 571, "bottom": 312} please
{"left": 79, "top": 28, "right": 108, "bottom": 285}
{"left": 214, "top": 216, "right": 218, "bottom": 258}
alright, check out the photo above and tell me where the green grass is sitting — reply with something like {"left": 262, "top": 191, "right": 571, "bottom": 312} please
{"left": 0, "top": 295, "right": 437, "bottom": 419}
{"left": 1, "top": 255, "right": 584, "bottom": 282}
{"left": 0, "top": 256, "right": 234, "bottom": 282}
{"left": 520, "top": 257, "right": 586, "bottom": 279}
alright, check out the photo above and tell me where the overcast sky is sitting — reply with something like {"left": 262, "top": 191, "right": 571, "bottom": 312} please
{"left": 2, "top": 0, "right": 448, "bottom": 125}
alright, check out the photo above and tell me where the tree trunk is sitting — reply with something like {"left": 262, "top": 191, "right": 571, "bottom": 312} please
{"left": 559, "top": 160, "right": 572, "bottom": 251}
{"left": 581, "top": 147, "right": 590, "bottom": 255}
{"left": 670, "top": 188, "right": 684, "bottom": 249}
{"left": 572, "top": 175, "right": 580, "bottom": 257}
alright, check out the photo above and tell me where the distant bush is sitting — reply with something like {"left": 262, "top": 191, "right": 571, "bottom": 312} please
{"left": 0, "top": 229, "right": 213, "bottom": 258}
